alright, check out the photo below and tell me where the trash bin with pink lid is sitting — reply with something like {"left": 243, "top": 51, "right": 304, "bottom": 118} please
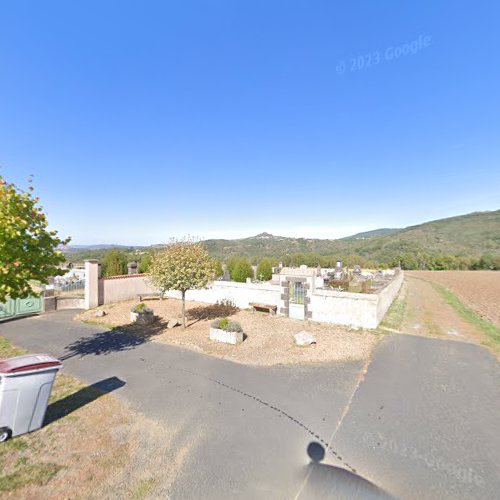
{"left": 0, "top": 354, "right": 62, "bottom": 442}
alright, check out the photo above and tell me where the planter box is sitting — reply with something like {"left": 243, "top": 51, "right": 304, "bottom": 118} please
{"left": 209, "top": 327, "right": 244, "bottom": 345}
{"left": 130, "top": 311, "right": 155, "bottom": 325}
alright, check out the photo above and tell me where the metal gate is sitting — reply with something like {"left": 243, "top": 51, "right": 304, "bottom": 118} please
{"left": 0, "top": 296, "right": 45, "bottom": 321}
{"left": 289, "top": 281, "right": 305, "bottom": 320}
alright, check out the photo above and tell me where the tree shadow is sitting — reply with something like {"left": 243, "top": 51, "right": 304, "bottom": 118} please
{"left": 300, "top": 442, "right": 394, "bottom": 499}
{"left": 61, "top": 319, "right": 168, "bottom": 360}
{"left": 187, "top": 302, "right": 239, "bottom": 326}
{"left": 45, "top": 376, "right": 126, "bottom": 424}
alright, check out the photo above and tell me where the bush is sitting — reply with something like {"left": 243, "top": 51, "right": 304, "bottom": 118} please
{"left": 211, "top": 318, "right": 243, "bottom": 332}
{"left": 231, "top": 258, "right": 254, "bottom": 282}
{"left": 227, "top": 321, "right": 243, "bottom": 333}
{"left": 256, "top": 258, "right": 273, "bottom": 281}
{"left": 131, "top": 303, "right": 153, "bottom": 314}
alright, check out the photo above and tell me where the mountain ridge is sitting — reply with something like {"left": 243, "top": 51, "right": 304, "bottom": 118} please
{"left": 63, "top": 209, "right": 500, "bottom": 268}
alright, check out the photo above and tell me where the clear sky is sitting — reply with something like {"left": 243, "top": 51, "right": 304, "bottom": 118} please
{"left": 1, "top": 1, "right": 499, "bottom": 245}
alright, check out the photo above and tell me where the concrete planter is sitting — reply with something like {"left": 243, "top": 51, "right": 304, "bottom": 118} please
{"left": 130, "top": 311, "right": 155, "bottom": 325}
{"left": 209, "top": 327, "right": 244, "bottom": 345}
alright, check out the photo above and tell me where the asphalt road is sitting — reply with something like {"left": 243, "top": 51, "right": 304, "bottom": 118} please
{"left": 1, "top": 310, "right": 499, "bottom": 499}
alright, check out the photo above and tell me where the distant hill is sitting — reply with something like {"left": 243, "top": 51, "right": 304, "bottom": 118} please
{"left": 342, "top": 228, "right": 400, "bottom": 240}
{"left": 202, "top": 210, "right": 500, "bottom": 264}
{"left": 342, "top": 227, "right": 401, "bottom": 240}
{"left": 62, "top": 244, "right": 140, "bottom": 254}
{"left": 63, "top": 210, "right": 500, "bottom": 269}
{"left": 62, "top": 245, "right": 145, "bottom": 263}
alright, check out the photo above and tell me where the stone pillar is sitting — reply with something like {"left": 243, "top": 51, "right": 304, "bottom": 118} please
{"left": 127, "top": 261, "right": 138, "bottom": 275}
{"left": 84, "top": 260, "right": 99, "bottom": 309}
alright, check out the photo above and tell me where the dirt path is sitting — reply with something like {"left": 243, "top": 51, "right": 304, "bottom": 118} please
{"left": 398, "top": 276, "right": 485, "bottom": 344}
{"left": 406, "top": 271, "right": 500, "bottom": 326}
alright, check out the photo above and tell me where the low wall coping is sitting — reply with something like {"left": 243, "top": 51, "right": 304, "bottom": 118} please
{"left": 313, "top": 289, "right": 378, "bottom": 301}
{"left": 102, "top": 274, "right": 146, "bottom": 280}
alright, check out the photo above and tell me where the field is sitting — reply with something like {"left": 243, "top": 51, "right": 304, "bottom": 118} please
{"left": 407, "top": 271, "right": 500, "bottom": 326}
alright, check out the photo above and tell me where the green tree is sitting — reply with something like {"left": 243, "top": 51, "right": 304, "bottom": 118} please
{"left": 101, "top": 249, "right": 128, "bottom": 276}
{"left": 0, "top": 175, "right": 70, "bottom": 302}
{"left": 226, "top": 256, "right": 240, "bottom": 276}
{"left": 138, "top": 253, "right": 153, "bottom": 273}
{"left": 148, "top": 240, "right": 217, "bottom": 328}
{"left": 231, "top": 258, "right": 253, "bottom": 282}
{"left": 256, "top": 258, "right": 273, "bottom": 281}
{"left": 214, "top": 258, "right": 224, "bottom": 278}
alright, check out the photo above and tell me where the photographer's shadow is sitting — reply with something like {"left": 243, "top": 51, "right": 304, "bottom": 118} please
{"left": 299, "top": 442, "right": 394, "bottom": 499}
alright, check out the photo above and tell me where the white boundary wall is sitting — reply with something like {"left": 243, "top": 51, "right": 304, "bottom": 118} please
{"left": 375, "top": 270, "right": 404, "bottom": 325}
{"left": 310, "top": 271, "right": 404, "bottom": 328}
{"left": 101, "top": 274, "right": 156, "bottom": 304}
{"left": 86, "top": 259, "right": 403, "bottom": 329}
{"left": 165, "top": 281, "right": 281, "bottom": 309}
{"left": 310, "top": 289, "right": 379, "bottom": 328}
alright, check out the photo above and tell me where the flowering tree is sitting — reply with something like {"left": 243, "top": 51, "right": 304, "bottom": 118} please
{"left": 0, "top": 175, "right": 70, "bottom": 302}
{"left": 148, "top": 240, "right": 217, "bottom": 328}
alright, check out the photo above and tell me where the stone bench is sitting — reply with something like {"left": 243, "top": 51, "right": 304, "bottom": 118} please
{"left": 249, "top": 303, "right": 277, "bottom": 315}
{"left": 137, "top": 293, "right": 163, "bottom": 302}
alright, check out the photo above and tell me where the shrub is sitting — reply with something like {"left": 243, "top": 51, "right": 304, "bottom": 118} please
{"left": 256, "top": 258, "right": 273, "bottom": 281}
{"left": 131, "top": 303, "right": 153, "bottom": 314}
{"left": 329, "top": 278, "right": 350, "bottom": 291}
{"left": 211, "top": 318, "right": 242, "bottom": 332}
{"left": 227, "top": 321, "right": 243, "bottom": 333}
{"left": 231, "top": 258, "right": 254, "bottom": 282}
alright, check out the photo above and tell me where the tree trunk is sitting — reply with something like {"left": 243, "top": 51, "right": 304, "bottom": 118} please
{"left": 181, "top": 290, "right": 186, "bottom": 329}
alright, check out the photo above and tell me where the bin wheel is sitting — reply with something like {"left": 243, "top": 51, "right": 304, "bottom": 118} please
{"left": 0, "top": 427, "right": 11, "bottom": 442}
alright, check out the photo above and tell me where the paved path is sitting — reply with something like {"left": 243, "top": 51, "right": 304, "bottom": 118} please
{"left": 1, "top": 310, "right": 499, "bottom": 499}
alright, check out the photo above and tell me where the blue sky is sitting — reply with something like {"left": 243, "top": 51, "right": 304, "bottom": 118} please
{"left": 1, "top": 1, "right": 499, "bottom": 245}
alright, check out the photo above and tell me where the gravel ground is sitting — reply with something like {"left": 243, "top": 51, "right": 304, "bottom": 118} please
{"left": 407, "top": 271, "right": 500, "bottom": 326}
{"left": 77, "top": 298, "right": 377, "bottom": 366}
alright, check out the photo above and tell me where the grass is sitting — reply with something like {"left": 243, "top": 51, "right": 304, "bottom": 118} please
{"left": 0, "top": 336, "right": 66, "bottom": 493}
{"left": 130, "top": 477, "right": 158, "bottom": 499}
{"left": 0, "top": 463, "right": 63, "bottom": 492}
{"left": 0, "top": 335, "right": 100, "bottom": 493}
{"left": 0, "top": 336, "right": 25, "bottom": 358}
{"left": 431, "top": 282, "right": 500, "bottom": 350}
{"left": 378, "top": 282, "right": 408, "bottom": 332}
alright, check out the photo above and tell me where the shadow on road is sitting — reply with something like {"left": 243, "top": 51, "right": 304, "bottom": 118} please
{"left": 45, "top": 376, "right": 126, "bottom": 424}
{"left": 299, "top": 442, "right": 393, "bottom": 499}
{"left": 60, "top": 321, "right": 168, "bottom": 360}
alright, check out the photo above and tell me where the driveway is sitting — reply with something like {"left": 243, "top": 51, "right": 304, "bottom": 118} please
{"left": 1, "top": 310, "right": 499, "bottom": 499}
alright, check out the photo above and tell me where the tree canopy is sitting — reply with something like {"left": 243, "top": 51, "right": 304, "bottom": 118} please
{"left": 148, "top": 240, "right": 217, "bottom": 327}
{"left": 0, "top": 175, "right": 70, "bottom": 302}
{"left": 101, "top": 249, "right": 128, "bottom": 276}
{"left": 256, "top": 258, "right": 273, "bottom": 281}
{"left": 231, "top": 258, "right": 254, "bottom": 283}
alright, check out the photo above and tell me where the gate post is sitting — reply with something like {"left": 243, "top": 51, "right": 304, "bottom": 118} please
{"left": 84, "top": 260, "right": 99, "bottom": 309}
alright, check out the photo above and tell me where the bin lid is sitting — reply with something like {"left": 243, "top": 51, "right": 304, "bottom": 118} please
{"left": 0, "top": 354, "right": 62, "bottom": 374}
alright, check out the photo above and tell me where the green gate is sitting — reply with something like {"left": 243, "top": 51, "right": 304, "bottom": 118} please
{"left": 0, "top": 296, "right": 45, "bottom": 321}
